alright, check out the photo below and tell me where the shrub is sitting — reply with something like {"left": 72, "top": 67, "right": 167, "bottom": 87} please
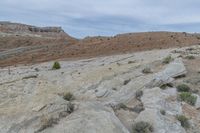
{"left": 35, "top": 68, "right": 39, "bottom": 72}
{"left": 179, "top": 92, "right": 197, "bottom": 106}
{"left": 142, "top": 67, "right": 152, "bottom": 74}
{"left": 37, "top": 116, "right": 59, "bottom": 132}
{"left": 67, "top": 102, "right": 74, "bottom": 113}
{"left": 118, "top": 103, "right": 128, "bottom": 110}
{"left": 162, "top": 55, "right": 173, "bottom": 64}
{"left": 135, "top": 90, "right": 143, "bottom": 100}
{"left": 197, "top": 36, "right": 200, "bottom": 40}
{"left": 185, "top": 55, "right": 195, "bottom": 60}
{"left": 124, "top": 79, "right": 131, "bottom": 85}
{"left": 176, "top": 115, "right": 190, "bottom": 128}
{"left": 132, "top": 121, "right": 153, "bottom": 133}
{"left": 160, "top": 109, "right": 166, "bottom": 115}
{"left": 176, "top": 84, "right": 190, "bottom": 92}
{"left": 132, "top": 103, "right": 144, "bottom": 113}
{"left": 52, "top": 61, "right": 61, "bottom": 70}
{"left": 63, "top": 92, "right": 75, "bottom": 101}
{"left": 128, "top": 61, "right": 135, "bottom": 64}
{"left": 160, "top": 83, "right": 173, "bottom": 90}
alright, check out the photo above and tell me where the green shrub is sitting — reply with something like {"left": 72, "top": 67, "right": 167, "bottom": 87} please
{"left": 124, "top": 79, "right": 131, "bottom": 85}
{"left": 160, "top": 109, "right": 166, "bottom": 115}
{"left": 132, "top": 121, "right": 153, "bottom": 133}
{"left": 160, "top": 83, "right": 173, "bottom": 90}
{"left": 142, "top": 67, "right": 152, "bottom": 74}
{"left": 176, "top": 115, "right": 190, "bottom": 128}
{"left": 132, "top": 103, "right": 144, "bottom": 113}
{"left": 118, "top": 103, "right": 128, "bottom": 110}
{"left": 162, "top": 55, "right": 173, "bottom": 64}
{"left": 67, "top": 102, "right": 74, "bottom": 113}
{"left": 63, "top": 92, "right": 75, "bottom": 101}
{"left": 135, "top": 90, "right": 143, "bottom": 100}
{"left": 52, "top": 61, "right": 61, "bottom": 70}
{"left": 185, "top": 55, "right": 195, "bottom": 60}
{"left": 128, "top": 61, "right": 135, "bottom": 64}
{"left": 176, "top": 84, "right": 190, "bottom": 92}
{"left": 179, "top": 92, "right": 197, "bottom": 106}
{"left": 37, "top": 116, "right": 59, "bottom": 132}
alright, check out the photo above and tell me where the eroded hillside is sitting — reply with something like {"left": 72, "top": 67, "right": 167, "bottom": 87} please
{"left": 1, "top": 22, "right": 200, "bottom": 67}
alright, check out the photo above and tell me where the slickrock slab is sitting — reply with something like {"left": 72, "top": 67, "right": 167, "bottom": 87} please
{"left": 135, "top": 87, "right": 185, "bottom": 133}
{"left": 147, "top": 58, "right": 187, "bottom": 88}
{"left": 42, "top": 102, "right": 130, "bottom": 133}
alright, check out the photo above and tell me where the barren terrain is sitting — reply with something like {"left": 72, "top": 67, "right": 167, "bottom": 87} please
{"left": 1, "top": 45, "right": 200, "bottom": 133}
{"left": 1, "top": 22, "right": 200, "bottom": 67}
{"left": 1, "top": 22, "right": 200, "bottom": 133}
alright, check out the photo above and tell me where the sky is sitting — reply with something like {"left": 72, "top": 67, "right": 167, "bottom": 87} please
{"left": 0, "top": 0, "right": 200, "bottom": 38}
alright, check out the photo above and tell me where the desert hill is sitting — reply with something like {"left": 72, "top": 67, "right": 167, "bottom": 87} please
{"left": 1, "top": 22, "right": 200, "bottom": 67}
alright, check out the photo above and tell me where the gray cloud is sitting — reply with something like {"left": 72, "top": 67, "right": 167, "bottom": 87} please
{"left": 0, "top": 0, "right": 200, "bottom": 38}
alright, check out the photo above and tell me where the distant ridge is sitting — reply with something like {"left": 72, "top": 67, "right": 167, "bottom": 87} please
{"left": 1, "top": 21, "right": 200, "bottom": 67}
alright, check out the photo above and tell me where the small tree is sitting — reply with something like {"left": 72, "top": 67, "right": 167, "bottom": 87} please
{"left": 52, "top": 61, "right": 61, "bottom": 70}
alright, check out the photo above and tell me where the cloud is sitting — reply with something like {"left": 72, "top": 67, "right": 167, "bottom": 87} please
{"left": 0, "top": 0, "right": 200, "bottom": 38}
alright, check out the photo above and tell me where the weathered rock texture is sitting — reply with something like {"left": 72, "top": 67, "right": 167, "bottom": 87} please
{"left": 0, "top": 22, "right": 64, "bottom": 34}
{"left": 1, "top": 45, "right": 200, "bottom": 133}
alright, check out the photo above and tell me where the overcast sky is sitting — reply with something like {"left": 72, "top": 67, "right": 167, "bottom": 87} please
{"left": 0, "top": 0, "right": 200, "bottom": 38}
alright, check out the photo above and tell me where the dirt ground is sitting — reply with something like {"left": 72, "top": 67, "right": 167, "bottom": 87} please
{"left": 1, "top": 31, "right": 200, "bottom": 67}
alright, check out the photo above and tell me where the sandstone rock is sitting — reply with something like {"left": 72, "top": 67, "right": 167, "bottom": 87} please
{"left": 162, "top": 58, "right": 187, "bottom": 78}
{"left": 96, "top": 89, "right": 109, "bottom": 98}
{"left": 32, "top": 104, "right": 46, "bottom": 112}
{"left": 41, "top": 102, "right": 130, "bottom": 133}
{"left": 194, "top": 94, "right": 200, "bottom": 109}
{"left": 135, "top": 109, "right": 185, "bottom": 133}
{"left": 1, "top": 46, "right": 199, "bottom": 133}
{"left": 147, "top": 58, "right": 187, "bottom": 88}
{"left": 135, "top": 87, "right": 185, "bottom": 133}
{"left": 28, "top": 26, "right": 64, "bottom": 33}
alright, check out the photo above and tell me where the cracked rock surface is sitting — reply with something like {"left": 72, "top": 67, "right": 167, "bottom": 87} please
{"left": 1, "top": 46, "right": 200, "bottom": 133}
